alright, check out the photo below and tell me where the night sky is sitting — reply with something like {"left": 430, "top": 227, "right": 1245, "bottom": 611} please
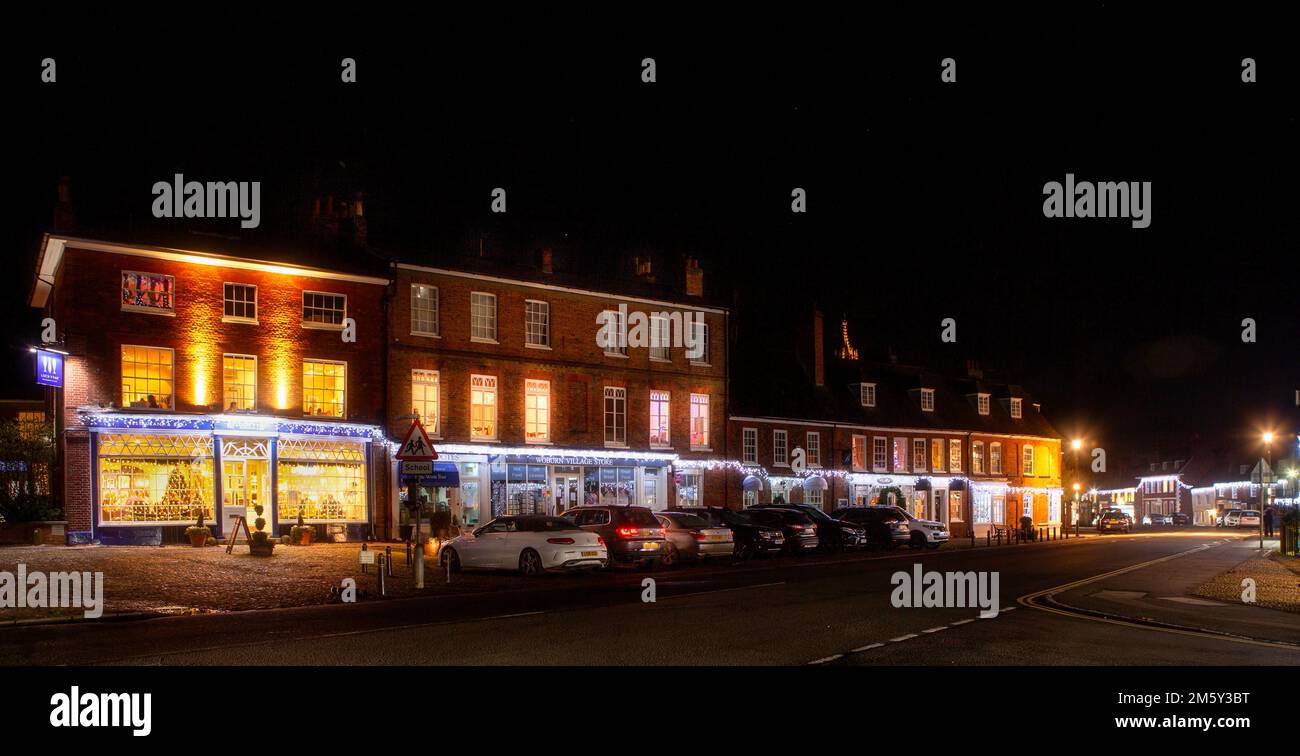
{"left": 2, "top": 21, "right": 1296, "bottom": 465}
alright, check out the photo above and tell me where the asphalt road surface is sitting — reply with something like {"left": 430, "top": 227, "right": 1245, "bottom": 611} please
{"left": 4, "top": 531, "right": 1297, "bottom": 666}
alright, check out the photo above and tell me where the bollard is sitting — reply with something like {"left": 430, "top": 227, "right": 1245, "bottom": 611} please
{"left": 360, "top": 542, "right": 369, "bottom": 574}
{"left": 377, "top": 554, "right": 387, "bottom": 597}
{"left": 970, "top": 530, "right": 975, "bottom": 548}
{"left": 446, "top": 548, "right": 452, "bottom": 585}
{"left": 405, "top": 541, "right": 412, "bottom": 566}
{"left": 386, "top": 546, "right": 393, "bottom": 576}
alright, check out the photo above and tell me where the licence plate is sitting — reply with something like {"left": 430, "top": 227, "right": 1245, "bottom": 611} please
{"left": 707, "top": 534, "right": 725, "bottom": 541}
{"left": 642, "top": 542, "right": 660, "bottom": 550}
{"left": 581, "top": 551, "right": 599, "bottom": 557}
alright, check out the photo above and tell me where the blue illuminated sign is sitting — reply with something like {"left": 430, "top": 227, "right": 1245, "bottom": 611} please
{"left": 35, "top": 350, "right": 63, "bottom": 388}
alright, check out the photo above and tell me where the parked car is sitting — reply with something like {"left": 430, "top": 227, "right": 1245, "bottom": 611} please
{"left": 875, "top": 506, "right": 947, "bottom": 548}
{"left": 758, "top": 503, "right": 867, "bottom": 552}
{"left": 655, "top": 511, "right": 734, "bottom": 565}
{"left": 677, "top": 507, "right": 786, "bottom": 559}
{"left": 560, "top": 506, "right": 666, "bottom": 569}
{"left": 1171, "top": 512, "right": 1191, "bottom": 526}
{"left": 1220, "top": 509, "right": 1243, "bottom": 527}
{"left": 1096, "top": 510, "right": 1133, "bottom": 534}
{"left": 831, "top": 506, "right": 910, "bottom": 549}
{"left": 1236, "top": 510, "right": 1262, "bottom": 528}
{"left": 1143, "top": 513, "right": 1173, "bottom": 526}
{"left": 439, "top": 515, "right": 607, "bottom": 576}
{"left": 743, "top": 507, "right": 820, "bottom": 554}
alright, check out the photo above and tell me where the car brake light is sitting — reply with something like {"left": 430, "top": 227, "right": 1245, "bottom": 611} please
{"left": 546, "top": 537, "right": 575, "bottom": 545}
{"left": 596, "top": 536, "right": 605, "bottom": 546}
{"left": 691, "top": 530, "right": 706, "bottom": 541}
{"left": 616, "top": 527, "right": 639, "bottom": 538}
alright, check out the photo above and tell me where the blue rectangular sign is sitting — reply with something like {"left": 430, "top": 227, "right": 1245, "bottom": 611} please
{"left": 35, "top": 350, "right": 63, "bottom": 388}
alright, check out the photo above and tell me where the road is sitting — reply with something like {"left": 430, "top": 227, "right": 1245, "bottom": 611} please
{"left": 4, "top": 531, "right": 1298, "bottom": 666}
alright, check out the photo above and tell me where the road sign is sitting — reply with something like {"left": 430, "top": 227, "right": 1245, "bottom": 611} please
{"left": 401, "top": 460, "right": 433, "bottom": 476}
{"left": 396, "top": 418, "right": 437, "bottom": 461}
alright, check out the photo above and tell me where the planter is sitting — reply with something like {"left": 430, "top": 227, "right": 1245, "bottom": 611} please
{"left": 249, "top": 540, "right": 276, "bottom": 557}
{"left": 291, "top": 526, "right": 314, "bottom": 546}
{"left": 0, "top": 520, "right": 68, "bottom": 546}
{"left": 188, "top": 531, "right": 208, "bottom": 547}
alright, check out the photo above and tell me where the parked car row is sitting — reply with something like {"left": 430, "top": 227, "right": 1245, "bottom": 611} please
{"left": 1216, "top": 509, "right": 1262, "bottom": 528}
{"left": 438, "top": 503, "right": 950, "bottom": 576}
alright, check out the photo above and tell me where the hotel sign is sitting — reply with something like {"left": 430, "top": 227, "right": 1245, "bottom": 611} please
{"left": 35, "top": 350, "right": 63, "bottom": 388}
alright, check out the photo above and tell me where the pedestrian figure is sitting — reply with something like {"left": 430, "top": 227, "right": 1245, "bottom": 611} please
{"left": 1263, "top": 506, "right": 1275, "bottom": 538}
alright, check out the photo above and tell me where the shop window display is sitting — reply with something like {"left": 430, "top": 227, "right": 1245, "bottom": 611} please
{"left": 98, "top": 433, "right": 214, "bottom": 523}
{"left": 276, "top": 438, "right": 366, "bottom": 522}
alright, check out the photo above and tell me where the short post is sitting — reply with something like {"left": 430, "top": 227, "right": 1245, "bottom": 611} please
{"left": 386, "top": 546, "right": 394, "bottom": 576}
{"left": 970, "top": 529, "right": 975, "bottom": 548}
{"left": 986, "top": 531, "right": 991, "bottom": 547}
{"left": 360, "top": 542, "right": 369, "bottom": 574}
{"left": 445, "top": 548, "right": 452, "bottom": 585}
{"left": 377, "top": 554, "right": 387, "bottom": 597}
{"left": 405, "top": 541, "right": 412, "bottom": 566}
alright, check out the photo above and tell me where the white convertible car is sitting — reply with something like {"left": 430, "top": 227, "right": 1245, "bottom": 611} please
{"left": 439, "top": 515, "right": 608, "bottom": 576}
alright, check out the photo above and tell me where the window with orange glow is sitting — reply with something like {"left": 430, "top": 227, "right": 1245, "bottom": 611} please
{"left": 222, "top": 354, "right": 257, "bottom": 411}
{"left": 121, "top": 346, "right": 174, "bottom": 410}
{"left": 303, "top": 360, "right": 346, "bottom": 417}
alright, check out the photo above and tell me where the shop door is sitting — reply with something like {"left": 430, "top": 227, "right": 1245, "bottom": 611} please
{"left": 554, "top": 475, "right": 579, "bottom": 513}
{"left": 221, "top": 440, "right": 272, "bottom": 539}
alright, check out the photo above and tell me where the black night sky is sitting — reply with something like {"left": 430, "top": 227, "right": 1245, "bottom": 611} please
{"left": 2, "top": 19, "right": 1296, "bottom": 467}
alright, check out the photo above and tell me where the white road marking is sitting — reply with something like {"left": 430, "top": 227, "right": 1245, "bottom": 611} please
{"left": 808, "top": 654, "right": 843, "bottom": 665}
{"left": 921, "top": 626, "right": 947, "bottom": 633}
{"left": 889, "top": 633, "right": 918, "bottom": 642}
{"left": 851, "top": 643, "right": 885, "bottom": 652}
{"left": 950, "top": 618, "right": 975, "bottom": 626}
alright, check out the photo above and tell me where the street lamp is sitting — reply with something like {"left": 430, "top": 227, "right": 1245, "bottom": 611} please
{"left": 1260, "top": 431, "right": 1275, "bottom": 550}
{"left": 1070, "top": 438, "right": 1085, "bottom": 531}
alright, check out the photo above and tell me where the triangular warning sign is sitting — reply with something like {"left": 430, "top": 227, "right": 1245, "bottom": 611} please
{"left": 396, "top": 418, "right": 437, "bottom": 460}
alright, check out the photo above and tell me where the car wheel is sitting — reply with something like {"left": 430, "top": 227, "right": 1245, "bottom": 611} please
{"left": 518, "top": 548, "right": 544, "bottom": 577}
{"left": 441, "top": 547, "right": 461, "bottom": 573}
{"left": 910, "top": 532, "right": 926, "bottom": 549}
{"left": 735, "top": 541, "right": 752, "bottom": 561}
{"left": 662, "top": 543, "right": 679, "bottom": 567}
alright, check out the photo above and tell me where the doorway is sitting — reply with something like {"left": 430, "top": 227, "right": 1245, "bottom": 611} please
{"left": 221, "top": 439, "right": 272, "bottom": 540}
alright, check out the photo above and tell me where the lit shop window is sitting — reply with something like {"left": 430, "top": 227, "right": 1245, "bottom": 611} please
{"left": 17, "top": 412, "right": 46, "bottom": 441}
{"left": 411, "top": 369, "right": 439, "bottom": 434}
{"left": 773, "top": 430, "right": 788, "bottom": 465}
{"left": 1010, "top": 398, "right": 1023, "bottom": 419}
{"left": 920, "top": 388, "right": 935, "bottom": 412}
{"left": 912, "top": 438, "right": 927, "bottom": 472}
{"left": 525, "top": 379, "right": 550, "bottom": 443}
{"left": 276, "top": 438, "right": 366, "bottom": 522}
{"left": 931, "top": 439, "right": 945, "bottom": 472}
{"left": 688, "top": 321, "right": 709, "bottom": 364}
{"left": 121, "top": 345, "right": 174, "bottom": 410}
{"left": 973, "top": 490, "right": 992, "bottom": 524}
{"left": 1022, "top": 445, "right": 1035, "bottom": 476}
{"left": 742, "top": 427, "right": 758, "bottom": 463}
{"left": 807, "top": 432, "right": 821, "bottom": 466}
{"left": 972, "top": 441, "right": 985, "bottom": 474}
{"left": 676, "top": 469, "right": 702, "bottom": 508}
{"left": 650, "top": 390, "right": 671, "bottom": 447}
{"left": 690, "top": 394, "right": 710, "bottom": 449}
{"left": 97, "top": 433, "right": 214, "bottom": 524}
{"left": 303, "top": 360, "right": 346, "bottom": 417}
{"left": 223, "top": 283, "right": 257, "bottom": 323}
{"left": 411, "top": 284, "right": 439, "bottom": 336}
{"left": 949, "top": 439, "right": 962, "bottom": 473}
{"left": 121, "top": 271, "right": 175, "bottom": 314}
{"left": 990, "top": 443, "right": 1003, "bottom": 474}
{"left": 470, "top": 375, "right": 498, "bottom": 439}
{"left": 852, "top": 435, "right": 867, "bottom": 471}
{"left": 893, "top": 437, "right": 907, "bottom": 471}
{"left": 806, "top": 487, "right": 823, "bottom": 508}
{"left": 604, "top": 386, "right": 627, "bottom": 446}
{"left": 650, "top": 316, "right": 671, "bottom": 361}
{"left": 222, "top": 354, "right": 257, "bottom": 411}
{"left": 873, "top": 437, "right": 888, "bottom": 471}
{"left": 302, "top": 291, "right": 347, "bottom": 329}
{"left": 524, "top": 300, "right": 550, "bottom": 348}
{"left": 471, "top": 292, "right": 497, "bottom": 342}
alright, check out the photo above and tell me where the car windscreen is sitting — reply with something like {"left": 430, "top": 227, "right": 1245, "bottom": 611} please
{"left": 665, "top": 513, "right": 711, "bottom": 529}
{"left": 797, "top": 506, "right": 832, "bottom": 523}
{"left": 620, "top": 509, "right": 662, "bottom": 527}
{"left": 1242, "top": 511, "right": 1260, "bottom": 517}
{"left": 723, "top": 510, "right": 754, "bottom": 525}
{"left": 515, "top": 517, "right": 579, "bottom": 532}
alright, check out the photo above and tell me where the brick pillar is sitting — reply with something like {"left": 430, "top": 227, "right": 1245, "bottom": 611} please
{"left": 63, "top": 430, "right": 93, "bottom": 537}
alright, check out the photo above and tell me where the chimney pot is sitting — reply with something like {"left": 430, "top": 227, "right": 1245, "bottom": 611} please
{"left": 540, "top": 247, "right": 554, "bottom": 274}
{"left": 684, "top": 256, "right": 704, "bottom": 297}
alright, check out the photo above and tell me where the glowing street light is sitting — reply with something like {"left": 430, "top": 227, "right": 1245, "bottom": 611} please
{"left": 1071, "top": 439, "right": 1083, "bottom": 451}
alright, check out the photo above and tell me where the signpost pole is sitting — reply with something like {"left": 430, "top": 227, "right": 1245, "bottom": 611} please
{"left": 412, "top": 480, "right": 424, "bottom": 588}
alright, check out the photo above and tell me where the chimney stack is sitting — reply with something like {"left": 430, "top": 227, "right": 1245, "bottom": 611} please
{"left": 633, "top": 256, "right": 655, "bottom": 283}
{"left": 813, "top": 309, "right": 825, "bottom": 387}
{"left": 53, "top": 176, "right": 76, "bottom": 232}
{"left": 540, "top": 247, "right": 554, "bottom": 274}
{"left": 349, "top": 192, "right": 366, "bottom": 247}
{"left": 684, "top": 256, "right": 704, "bottom": 297}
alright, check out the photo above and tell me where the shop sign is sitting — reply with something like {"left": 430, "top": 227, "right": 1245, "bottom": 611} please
{"left": 35, "top": 349, "right": 63, "bottom": 387}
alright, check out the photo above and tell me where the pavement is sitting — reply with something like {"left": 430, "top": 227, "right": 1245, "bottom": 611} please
{"left": 3, "top": 528, "right": 1297, "bottom": 666}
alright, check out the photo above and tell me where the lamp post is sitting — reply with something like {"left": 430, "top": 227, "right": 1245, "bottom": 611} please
{"left": 1071, "top": 439, "right": 1083, "bottom": 526}
{"left": 1261, "top": 431, "right": 1273, "bottom": 550}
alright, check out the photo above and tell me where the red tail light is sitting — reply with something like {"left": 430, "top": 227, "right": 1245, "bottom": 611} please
{"left": 616, "top": 527, "right": 639, "bottom": 538}
{"left": 597, "top": 536, "right": 605, "bottom": 546}
{"left": 546, "top": 537, "right": 575, "bottom": 545}
{"left": 691, "top": 530, "right": 706, "bottom": 541}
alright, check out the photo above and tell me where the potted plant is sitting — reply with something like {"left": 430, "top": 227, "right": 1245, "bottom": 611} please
{"left": 290, "top": 510, "right": 314, "bottom": 546}
{"left": 248, "top": 503, "right": 275, "bottom": 557}
{"left": 185, "top": 508, "right": 211, "bottom": 547}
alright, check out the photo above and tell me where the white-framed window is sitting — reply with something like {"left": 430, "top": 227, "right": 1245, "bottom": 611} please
{"left": 688, "top": 321, "right": 709, "bottom": 364}
{"left": 949, "top": 439, "right": 962, "bottom": 472}
{"left": 852, "top": 435, "right": 867, "bottom": 471}
{"left": 471, "top": 292, "right": 497, "bottom": 342}
{"left": 525, "top": 379, "right": 550, "bottom": 443}
{"left": 411, "top": 369, "right": 440, "bottom": 435}
{"left": 604, "top": 386, "right": 627, "bottom": 446}
{"left": 1022, "top": 444, "right": 1035, "bottom": 476}
{"left": 121, "top": 271, "right": 175, "bottom": 315}
{"left": 690, "top": 394, "right": 710, "bottom": 449}
{"left": 972, "top": 441, "right": 985, "bottom": 474}
{"left": 649, "top": 390, "right": 671, "bottom": 447}
{"left": 805, "top": 487, "right": 823, "bottom": 509}
{"left": 470, "top": 374, "right": 498, "bottom": 439}
{"left": 931, "top": 439, "right": 945, "bottom": 472}
{"left": 1010, "top": 397, "right": 1023, "bottom": 419}
{"left": 302, "top": 359, "right": 346, "bottom": 417}
{"left": 524, "top": 300, "right": 550, "bottom": 348}
{"left": 893, "top": 437, "right": 907, "bottom": 471}
{"left": 223, "top": 283, "right": 257, "bottom": 323}
{"left": 977, "top": 393, "right": 990, "bottom": 416}
{"left": 742, "top": 427, "right": 758, "bottom": 464}
{"left": 990, "top": 442, "right": 1003, "bottom": 475}
{"left": 912, "top": 438, "right": 927, "bottom": 472}
{"left": 121, "top": 345, "right": 175, "bottom": 410}
{"left": 411, "top": 284, "right": 439, "bottom": 336}
{"left": 860, "top": 383, "right": 877, "bottom": 407}
{"left": 872, "top": 436, "right": 888, "bottom": 471}
{"left": 773, "top": 429, "right": 789, "bottom": 466}
{"left": 1023, "top": 493, "right": 1034, "bottom": 518}
{"left": 920, "top": 388, "right": 935, "bottom": 412}
{"left": 302, "top": 291, "right": 347, "bottom": 329}
{"left": 601, "top": 309, "right": 628, "bottom": 356}
{"left": 807, "top": 432, "right": 821, "bottom": 466}
{"left": 222, "top": 353, "right": 257, "bottom": 411}
{"left": 650, "top": 315, "right": 671, "bottom": 361}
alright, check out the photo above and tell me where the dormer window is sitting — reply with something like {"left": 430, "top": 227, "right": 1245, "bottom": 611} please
{"left": 977, "top": 393, "right": 990, "bottom": 416}
{"left": 860, "top": 383, "right": 877, "bottom": 408}
{"left": 920, "top": 388, "right": 935, "bottom": 412}
{"left": 1009, "top": 397, "right": 1022, "bottom": 419}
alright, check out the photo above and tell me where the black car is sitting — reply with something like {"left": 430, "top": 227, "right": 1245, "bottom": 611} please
{"left": 743, "top": 507, "right": 820, "bottom": 554}
{"left": 1171, "top": 512, "right": 1191, "bottom": 526}
{"left": 759, "top": 504, "right": 867, "bottom": 552}
{"left": 559, "top": 506, "right": 667, "bottom": 569}
{"left": 677, "top": 507, "right": 786, "bottom": 559}
{"left": 832, "top": 506, "right": 910, "bottom": 549}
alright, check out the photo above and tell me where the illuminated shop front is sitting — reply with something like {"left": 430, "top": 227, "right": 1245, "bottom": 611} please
{"left": 425, "top": 444, "right": 679, "bottom": 527}
{"left": 86, "top": 412, "right": 386, "bottom": 545}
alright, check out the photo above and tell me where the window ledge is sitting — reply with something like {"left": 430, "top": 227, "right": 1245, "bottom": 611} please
{"left": 223, "top": 317, "right": 259, "bottom": 326}
{"left": 525, "top": 343, "right": 553, "bottom": 350}
{"left": 301, "top": 322, "right": 345, "bottom": 331}
{"left": 470, "top": 337, "right": 499, "bottom": 345}
{"left": 469, "top": 437, "right": 499, "bottom": 443}
{"left": 410, "top": 330, "right": 441, "bottom": 339}
{"left": 649, "top": 356, "right": 672, "bottom": 363}
{"left": 690, "top": 446, "right": 712, "bottom": 453}
{"left": 604, "top": 352, "right": 630, "bottom": 359}
{"left": 122, "top": 307, "right": 176, "bottom": 317}
{"left": 604, "top": 443, "right": 629, "bottom": 449}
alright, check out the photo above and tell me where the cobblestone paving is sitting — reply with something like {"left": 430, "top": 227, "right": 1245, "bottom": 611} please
{"left": 1192, "top": 553, "right": 1300, "bottom": 613}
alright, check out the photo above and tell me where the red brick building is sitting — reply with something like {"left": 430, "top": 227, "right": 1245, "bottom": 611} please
{"left": 386, "top": 254, "right": 728, "bottom": 530}
{"left": 28, "top": 235, "right": 393, "bottom": 545}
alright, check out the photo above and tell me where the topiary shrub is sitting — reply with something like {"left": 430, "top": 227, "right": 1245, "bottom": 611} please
{"left": 185, "top": 508, "right": 211, "bottom": 547}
